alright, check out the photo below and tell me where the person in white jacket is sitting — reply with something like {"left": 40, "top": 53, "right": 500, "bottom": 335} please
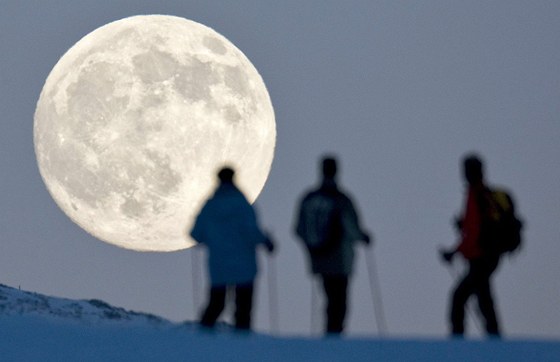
{"left": 191, "top": 167, "right": 274, "bottom": 331}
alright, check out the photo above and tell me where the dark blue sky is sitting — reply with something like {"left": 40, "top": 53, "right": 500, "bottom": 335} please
{"left": 1, "top": 1, "right": 559, "bottom": 338}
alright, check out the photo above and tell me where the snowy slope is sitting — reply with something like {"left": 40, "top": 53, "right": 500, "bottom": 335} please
{"left": 0, "top": 283, "right": 171, "bottom": 326}
{"left": 1, "top": 284, "right": 559, "bottom": 361}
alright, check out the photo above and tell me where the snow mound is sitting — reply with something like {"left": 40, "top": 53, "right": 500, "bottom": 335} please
{"left": 0, "top": 283, "right": 170, "bottom": 326}
{"left": 1, "top": 284, "right": 559, "bottom": 361}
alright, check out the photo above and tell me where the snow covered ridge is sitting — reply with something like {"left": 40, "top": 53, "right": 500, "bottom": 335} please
{"left": 0, "top": 283, "right": 170, "bottom": 326}
{"left": 1, "top": 284, "right": 560, "bottom": 361}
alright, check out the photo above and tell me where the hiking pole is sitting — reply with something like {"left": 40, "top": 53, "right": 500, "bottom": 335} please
{"left": 191, "top": 246, "right": 201, "bottom": 320}
{"left": 364, "top": 246, "right": 388, "bottom": 336}
{"left": 310, "top": 276, "right": 321, "bottom": 335}
{"left": 267, "top": 252, "right": 279, "bottom": 334}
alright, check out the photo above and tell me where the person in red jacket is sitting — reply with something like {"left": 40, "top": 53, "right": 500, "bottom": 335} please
{"left": 440, "top": 154, "right": 501, "bottom": 337}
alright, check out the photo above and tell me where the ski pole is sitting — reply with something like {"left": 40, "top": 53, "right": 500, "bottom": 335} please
{"left": 364, "top": 246, "right": 388, "bottom": 336}
{"left": 267, "top": 252, "right": 279, "bottom": 334}
{"left": 191, "top": 247, "right": 201, "bottom": 320}
{"left": 311, "top": 276, "right": 321, "bottom": 335}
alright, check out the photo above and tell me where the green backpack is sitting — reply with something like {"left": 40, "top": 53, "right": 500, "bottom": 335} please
{"left": 484, "top": 189, "right": 524, "bottom": 255}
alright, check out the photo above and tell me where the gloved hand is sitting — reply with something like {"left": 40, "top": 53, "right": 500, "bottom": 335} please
{"left": 362, "top": 232, "right": 373, "bottom": 246}
{"left": 264, "top": 234, "right": 275, "bottom": 254}
{"left": 453, "top": 216, "right": 463, "bottom": 232}
{"left": 439, "top": 248, "right": 456, "bottom": 264}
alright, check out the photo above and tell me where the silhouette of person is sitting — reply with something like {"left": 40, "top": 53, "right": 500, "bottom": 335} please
{"left": 440, "top": 154, "right": 501, "bottom": 337}
{"left": 191, "top": 167, "right": 274, "bottom": 331}
{"left": 294, "top": 156, "right": 371, "bottom": 335}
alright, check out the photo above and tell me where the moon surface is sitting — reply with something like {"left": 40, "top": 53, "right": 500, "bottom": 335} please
{"left": 34, "top": 15, "right": 276, "bottom": 252}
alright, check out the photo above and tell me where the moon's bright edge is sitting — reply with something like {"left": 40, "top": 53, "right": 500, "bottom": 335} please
{"left": 34, "top": 15, "right": 276, "bottom": 252}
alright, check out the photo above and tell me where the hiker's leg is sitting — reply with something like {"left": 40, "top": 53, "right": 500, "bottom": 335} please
{"left": 450, "top": 266, "right": 476, "bottom": 335}
{"left": 475, "top": 256, "right": 500, "bottom": 336}
{"left": 322, "top": 275, "right": 348, "bottom": 334}
{"left": 234, "top": 282, "right": 254, "bottom": 331}
{"left": 200, "top": 285, "right": 226, "bottom": 328}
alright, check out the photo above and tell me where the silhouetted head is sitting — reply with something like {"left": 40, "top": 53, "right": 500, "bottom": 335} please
{"left": 462, "top": 154, "right": 484, "bottom": 186}
{"left": 321, "top": 156, "right": 338, "bottom": 180}
{"left": 218, "top": 167, "right": 235, "bottom": 184}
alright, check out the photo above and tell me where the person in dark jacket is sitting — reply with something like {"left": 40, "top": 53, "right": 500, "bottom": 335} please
{"left": 191, "top": 167, "right": 274, "bottom": 331}
{"left": 295, "top": 156, "right": 371, "bottom": 335}
{"left": 440, "top": 154, "right": 501, "bottom": 337}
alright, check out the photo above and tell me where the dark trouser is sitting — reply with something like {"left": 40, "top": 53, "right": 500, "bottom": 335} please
{"left": 450, "top": 255, "right": 500, "bottom": 336}
{"left": 321, "top": 275, "right": 349, "bottom": 334}
{"left": 200, "top": 282, "right": 254, "bottom": 330}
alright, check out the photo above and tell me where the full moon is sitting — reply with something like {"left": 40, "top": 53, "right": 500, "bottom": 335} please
{"left": 34, "top": 15, "right": 275, "bottom": 252}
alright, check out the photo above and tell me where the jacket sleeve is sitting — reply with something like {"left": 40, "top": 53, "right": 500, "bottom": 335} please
{"left": 236, "top": 196, "right": 268, "bottom": 247}
{"left": 190, "top": 205, "right": 208, "bottom": 244}
{"left": 341, "top": 196, "right": 368, "bottom": 242}
{"left": 294, "top": 197, "right": 306, "bottom": 241}
{"left": 250, "top": 205, "right": 269, "bottom": 246}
